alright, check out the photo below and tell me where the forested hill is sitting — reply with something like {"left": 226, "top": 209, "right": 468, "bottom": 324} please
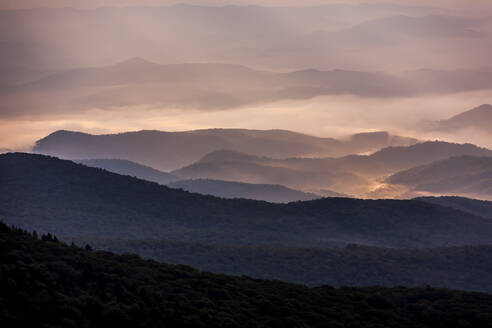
{"left": 2, "top": 222, "right": 492, "bottom": 328}
{"left": 168, "top": 178, "right": 322, "bottom": 203}
{"left": 416, "top": 196, "right": 492, "bottom": 219}
{"left": 78, "top": 158, "right": 179, "bottom": 185}
{"left": 2, "top": 153, "right": 492, "bottom": 248}
{"left": 80, "top": 238, "right": 492, "bottom": 293}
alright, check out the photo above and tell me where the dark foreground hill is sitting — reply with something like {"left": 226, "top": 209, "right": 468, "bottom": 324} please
{"left": 2, "top": 153, "right": 492, "bottom": 248}
{"left": 78, "top": 238, "right": 492, "bottom": 293}
{"left": 2, "top": 223, "right": 492, "bottom": 328}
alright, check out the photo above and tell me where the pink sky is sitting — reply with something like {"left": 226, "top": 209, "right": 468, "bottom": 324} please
{"left": 0, "top": 0, "right": 490, "bottom": 11}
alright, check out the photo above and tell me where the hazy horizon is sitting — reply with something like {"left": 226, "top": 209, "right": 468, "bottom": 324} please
{"left": 1, "top": 1, "right": 492, "bottom": 150}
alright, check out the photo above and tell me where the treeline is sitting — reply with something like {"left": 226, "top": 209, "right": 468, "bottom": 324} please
{"left": 2, "top": 222, "right": 492, "bottom": 328}
{"left": 73, "top": 238, "right": 492, "bottom": 293}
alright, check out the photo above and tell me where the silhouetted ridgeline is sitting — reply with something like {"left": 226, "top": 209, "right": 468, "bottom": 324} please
{"left": 33, "top": 129, "right": 417, "bottom": 171}
{"left": 2, "top": 153, "right": 492, "bottom": 248}
{"left": 77, "top": 158, "right": 323, "bottom": 203}
{"left": 168, "top": 179, "right": 323, "bottom": 203}
{"left": 2, "top": 222, "right": 492, "bottom": 328}
{"left": 78, "top": 158, "right": 179, "bottom": 184}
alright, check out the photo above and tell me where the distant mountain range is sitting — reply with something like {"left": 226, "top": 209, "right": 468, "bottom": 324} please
{"left": 432, "top": 104, "right": 492, "bottom": 133}
{"left": 311, "top": 15, "right": 482, "bottom": 48}
{"left": 0, "top": 5, "right": 456, "bottom": 73}
{"left": 1, "top": 59, "right": 414, "bottom": 114}
{"left": 169, "top": 179, "right": 325, "bottom": 203}
{"left": 34, "top": 129, "right": 492, "bottom": 197}
{"left": 172, "top": 141, "right": 492, "bottom": 196}
{"left": 78, "top": 158, "right": 323, "bottom": 202}
{"left": 33, "top": 129, "right": 417, "bottom": 171}
{"left": 3, "top": 59, "right": 492, "bottom": 116}
{"left": 387, "top": 156, "right": 492, "bottom": 199}
{"left": 3, "top": 153, "right": 492, "bottom": 249}
{"left": 78, "top": 158, "right": 179, "bottom": 185}
{"left": 171, "top": 149, "right": 365, "bottom": 194}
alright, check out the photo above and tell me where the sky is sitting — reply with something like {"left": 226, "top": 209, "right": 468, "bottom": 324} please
{"left": 1, "top": 0, "right": 491, "bottom": 150}
{"left": 0, "top": 0, "right": 491, "bottom": 10}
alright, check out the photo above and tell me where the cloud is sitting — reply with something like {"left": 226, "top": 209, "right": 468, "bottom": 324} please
{"left": 2, "top": 89, "right": 492, "bottom": 151}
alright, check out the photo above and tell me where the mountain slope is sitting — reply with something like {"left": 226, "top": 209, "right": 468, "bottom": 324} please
{"left": 169, "top": 179, "right": 324, "bottom": 203}
{"left": 2, "top": 153, "right": 492, "bottom": 248}
{"left": 0, "top": 59, "right": 414, "bottom": 115}
{"left": 367, "top": 142, "right": 492, "bottom": 173}
{"left": 78, "top": 159, "right": 322, "bottom": 202}
{"left": 172, "top": 141, "right": 492, "bottom": 195}
{"left": 78, "top": 158, "right": 178, "bottom": 185}
{"left": 33, "top": 129, "right": 417, "bottom": 171}
{"left": 387, "top": 156, "right": 492, "bottom": 198}
{"left": 172, "top": 150, "right": 364, "bottom": 194}
{"left": 5, "top": 59, "right": 492, "bottom": 115}
{"left": 79, "top": 238, "right": 492, "bottom": 293}
{"left": 416, "top": 196, "right": 492, "bottom": 219}
{"left": 4, "top": 222, "right": 492, "bottom": 328}
{"left": 434, "top": 104, "right": 492, "bottom": 132}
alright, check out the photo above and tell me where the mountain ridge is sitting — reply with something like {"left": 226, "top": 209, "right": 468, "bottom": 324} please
{"left": 168, "top": 178, "right": 325, "bottom": 203}
{"left": 3, "top": 152, "right": 492, "bottom": 249}
{"left": 433, "top": 104, "right": 492, "bottom": 132}
{"left": 387, "top": 155, "right": 492, "bottom": 199}
{"left": 172, "top": 141, "right": 492, "bottom": 196}
{"left": 33, "top": 128, "right": 418, "bottom": 171}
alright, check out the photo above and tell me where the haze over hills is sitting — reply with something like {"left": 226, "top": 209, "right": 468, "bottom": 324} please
{"left": 304, "top": 15, "right": 482, "bottom": 48}
{"left": 78, "top": 158, "right": 322, "bottom": 202}
{"left": 4, "top": 59, "right": 492, "bottom": 116}
{"left": 0, "top": 4, "right": 456, "bottom": 71}
{"left": 0, "top": 66, "right": 55, "bottom": 86}
{"left": 173, "top": 141, "right": 492, "bottom": 196}
{"left": 3, "top": 153, "right": 492, "bottom": 249}
{"left": 2, "top": 4, "right": 492, "bottom": 150}
{"left": 387, "top": 156, "right": 492, "bottom": 199}
{"left": 78, "top": 158, "right": 178, "bottom": 185}
{"left": 431, "top": 104, "right": 492, "bottom": 133}
{"left": 3, "top": 2, "right": 492, "bottom": 325}
{"left": 172, "top": 149, "right": 366, "bottom": 195}
{"left": 33, "top": 129, "right": 417, "bottom": 171}
{"left": 0, "top": 59, "right": 413, "bottom": 115}
{"left": 168, "top": 179, "right": 324, "bottom": 203}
